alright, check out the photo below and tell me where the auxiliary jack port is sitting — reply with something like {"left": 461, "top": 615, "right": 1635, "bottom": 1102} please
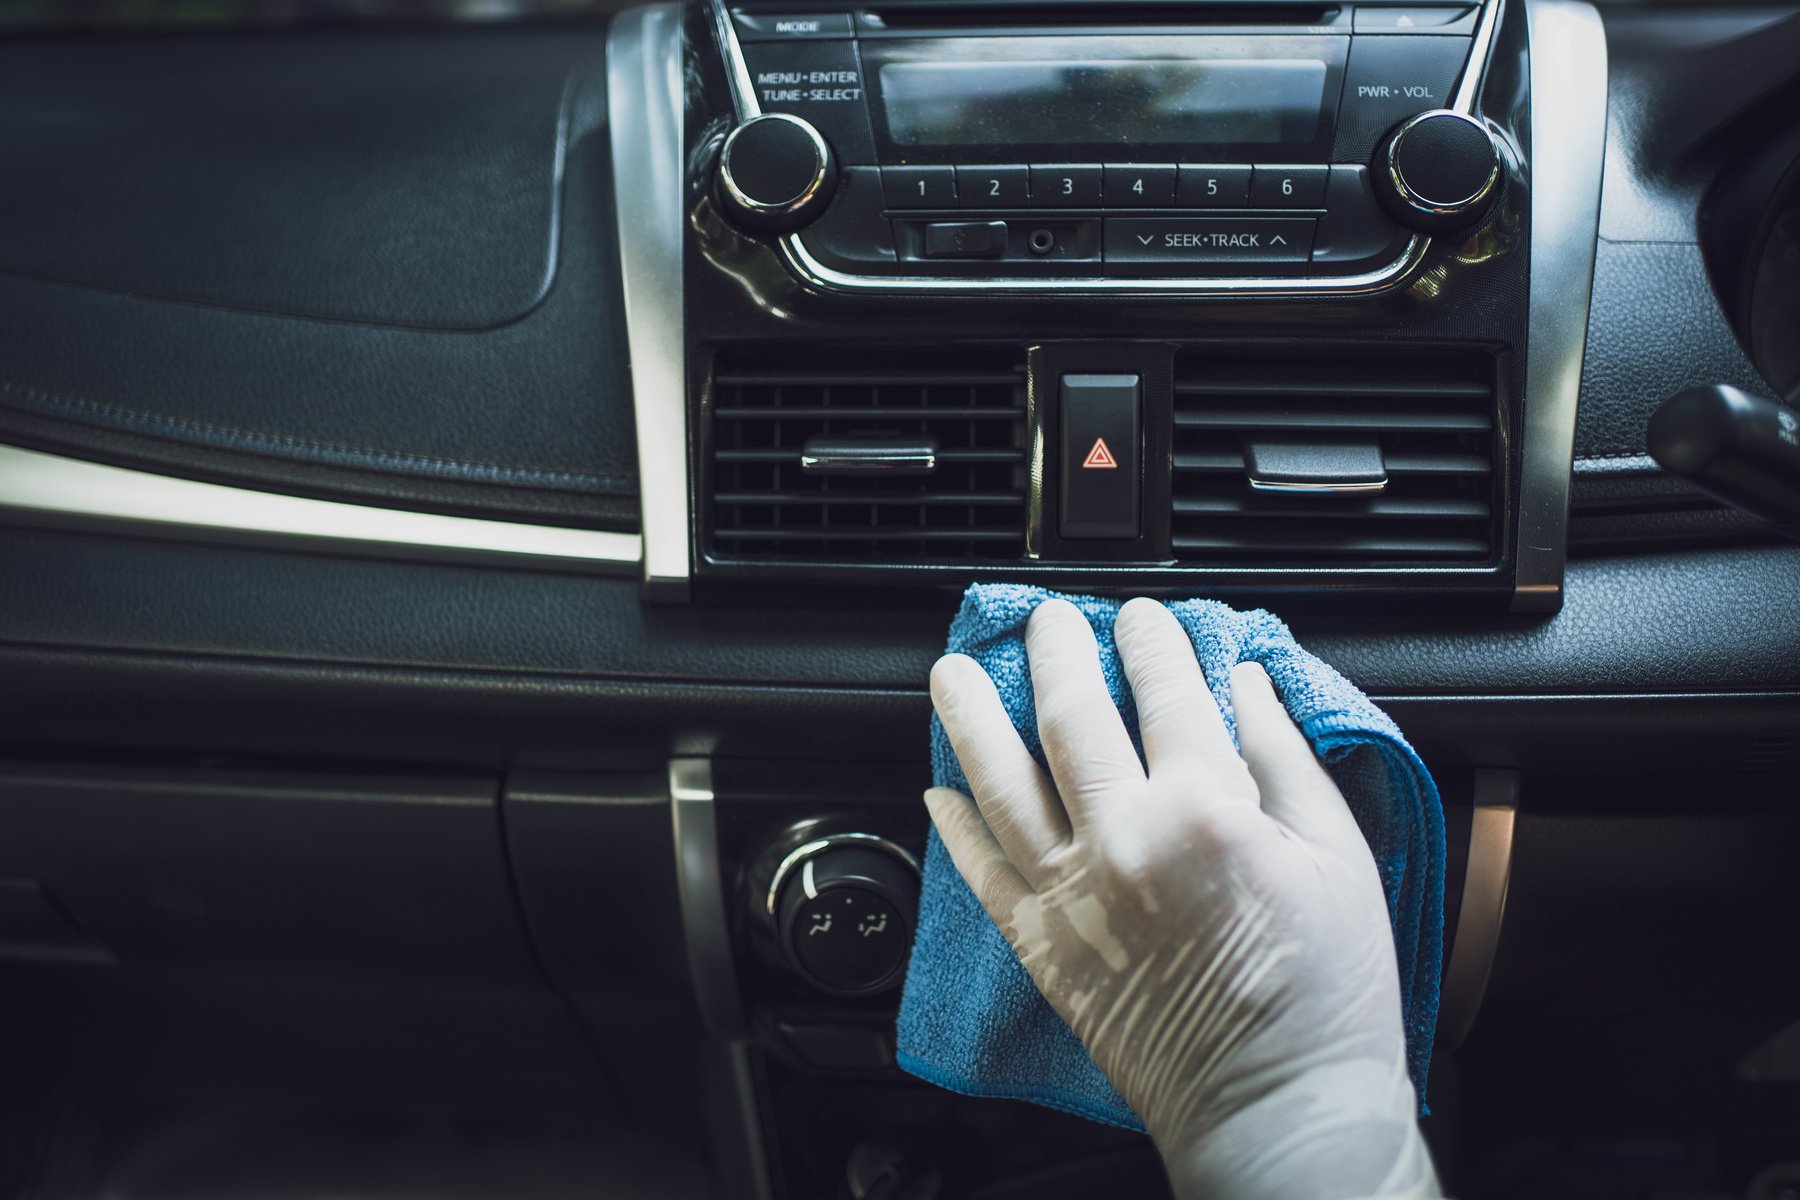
{"left": 1027, "top": 228, "right": 1057, "bottom": 255}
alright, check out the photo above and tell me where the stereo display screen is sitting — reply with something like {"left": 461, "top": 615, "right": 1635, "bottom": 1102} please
{"left": 879, "top": 58, "right": 1331, "bottom": 147}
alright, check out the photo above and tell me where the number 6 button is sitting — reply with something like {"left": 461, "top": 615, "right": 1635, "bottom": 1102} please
{"left": 1249, "top": 165, "right": 1329, "bottom": 208}
{"left": 955, "top": 165, "right": 1029, "bottom": 207}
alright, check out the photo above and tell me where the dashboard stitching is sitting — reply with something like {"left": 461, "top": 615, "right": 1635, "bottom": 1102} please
{"left": 0, "top": 381, "right": 636, "bottom": 492}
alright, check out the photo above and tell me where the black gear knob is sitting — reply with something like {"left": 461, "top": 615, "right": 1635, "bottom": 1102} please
{"left": 716, "top": 112, "right": 837, "bottom": 233}
{"left": 1372, "top": 110, "right": 1503, "bottom": 234}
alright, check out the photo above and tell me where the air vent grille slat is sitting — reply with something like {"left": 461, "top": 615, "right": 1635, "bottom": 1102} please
{"left": 1170, "top": 349, "right": 1501, "bottom": 565}
{"left": 1174, "top": 496, "right": 1491, "bottom": 520}
{"left": 1174, "top": 409, "right": 1492, "bottom": 433}
{"left": 709, "top": 355, "right": 1029, "bottom": 562}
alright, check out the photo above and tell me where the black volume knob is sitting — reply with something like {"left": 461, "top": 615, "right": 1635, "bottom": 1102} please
{"left": 770, "top": 835, "right": 919, "bottom": 996}
{"left": 716, "top": 113, "right": 837, "bottom": 233}
{"left": 1372, "top": 110, "right": 1503, "bottom": 234}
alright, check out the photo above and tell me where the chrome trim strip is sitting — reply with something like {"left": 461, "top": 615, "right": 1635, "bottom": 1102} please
{"left": 0, "top": 444, "right": 641, "bottom": 571}
{"left": 670, "top": 758, "right": 746, "bottom": 1038}
{"left": 610, "top": 5, "right": 693, "bottom": 600}
{"left": 1438, "top": 769, "right": 1518, "bottom": 1053}
{"left": 704, "top": 0, "right": 1522, "bottom": 297}
{"left": 783, "top": 235, "right": 1432, "bottom": 298}
{"left": 711, "top": 0, "right": 761, "bottom": 118}
{"left": 765, "top": 832, "right": 923, "bottom": 919}
{"left": 1512, "top": 0, "right": 1608, "bottom": 613}
{"left": 1453, "top": 0, "right": 1505, "bottom": 113}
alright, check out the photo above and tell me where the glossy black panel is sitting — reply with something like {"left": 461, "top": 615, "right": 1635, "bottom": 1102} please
{"left": 683, "top": 0, "right": 1534, "bottom": 601}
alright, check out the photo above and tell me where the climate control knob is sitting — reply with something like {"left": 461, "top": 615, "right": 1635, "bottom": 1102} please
{"left": 716, "top": 112, "right": 837, "bottom": 233}
{"left": 769, "top": 835, "right": 919, "bottom": 995}
{"left": 1371, "top": 109, "right": 1503, "bottom": 234}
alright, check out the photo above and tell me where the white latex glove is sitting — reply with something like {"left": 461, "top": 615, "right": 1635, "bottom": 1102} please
{"left": 926, "top": 597, "right": 1440, "bottom": 1200}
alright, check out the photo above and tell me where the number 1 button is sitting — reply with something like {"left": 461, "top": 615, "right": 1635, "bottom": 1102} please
{"left": 1030, "top": 164, "right": 1103, "bottom": 207}
{"left": 883, "top": 166, "right": 956, "bottom": 208}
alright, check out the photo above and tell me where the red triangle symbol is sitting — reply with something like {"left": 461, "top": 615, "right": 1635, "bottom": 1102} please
{"left": 1082, "top": 437, "right": 1119, "bottom": 469}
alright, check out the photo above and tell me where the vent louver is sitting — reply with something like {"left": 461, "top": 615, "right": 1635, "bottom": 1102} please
{"left": 709, "top": 357, "right": 1029, "bottom": 561}
{"left": 1170, "top": 349, "right": 1501, "bottom": 563}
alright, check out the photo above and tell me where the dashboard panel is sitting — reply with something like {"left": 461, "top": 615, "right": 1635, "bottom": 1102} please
{"left": 0, "top": 3, "right": 1797, "bottom": 1198}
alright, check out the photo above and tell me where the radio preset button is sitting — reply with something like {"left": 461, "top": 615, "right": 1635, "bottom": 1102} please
{"left": 1103, "top": 217, "right": 1316, "bottom": 265}
{"left": 956, "top": 165, "right": 1030, "bottom": 208}
{"left": 883, "top": 166, "right": 956, "bottom": 208}
{"left": 1030, "top": 164, "right": 1104, "bottom": 207}
{"left": 1177, "top": 165, "right": 1252, "bottom": 208}
{"left": 1104, "top": 164, "right": 1177, "bottom": 207}
{"left": 1250, "top": 165, "right": 1330, "bottom": 208}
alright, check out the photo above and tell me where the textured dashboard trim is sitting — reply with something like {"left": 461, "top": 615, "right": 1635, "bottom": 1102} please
{"left": 0, "top": 444, "right": 642, "bottom": 572}
{"left": 1513, "top": 0, "right": 1608, "bottom": 612}
{"left": 611, "top": 5, "right": 693, "bottom": 600}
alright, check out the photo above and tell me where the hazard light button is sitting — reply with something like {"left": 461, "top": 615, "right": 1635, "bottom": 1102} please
{"left": 1060, "top": 373, "right": 1140, "bottom": 540}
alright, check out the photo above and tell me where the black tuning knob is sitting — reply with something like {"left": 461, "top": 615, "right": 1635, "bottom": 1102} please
{"left": 1371, "top": 109, "right": 1503, "bottom": 234}
{"left": 769, "top": 835, "right": 919, "bottom": 996}
{"left": 716, "top": 112, "right": 837, "bottom": 233}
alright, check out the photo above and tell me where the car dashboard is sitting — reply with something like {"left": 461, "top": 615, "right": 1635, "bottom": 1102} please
{"left": 0, "top": 1, "right": 1798, "bottom": 1197}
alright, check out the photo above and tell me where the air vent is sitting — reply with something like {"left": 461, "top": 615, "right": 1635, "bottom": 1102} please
{"left": 710, "top": 356, "right": 1029, "bottom": 561}
{"left": 1170, "top": 349, "right": 1501, "bottom": 563}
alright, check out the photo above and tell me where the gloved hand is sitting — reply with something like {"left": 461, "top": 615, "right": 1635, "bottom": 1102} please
{"left": 926, "top": 597, "right": 1440, "bottom": 1200}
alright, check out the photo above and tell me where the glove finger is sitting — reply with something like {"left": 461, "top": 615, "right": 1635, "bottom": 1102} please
{"left": 1229, "top": 661, "right": 1367, "bottom": 855}
{"left": 931, "top": 653, "right": 1073, "bottom": 885}
{"left": 1114, "top": 597, "right": 1257, "bottom": 802}
{"left": 924, "top": 787, "right": 1036, "bottom": 928}
{"left": 1026, "top": 599, "right": 1146, "bottom": 831}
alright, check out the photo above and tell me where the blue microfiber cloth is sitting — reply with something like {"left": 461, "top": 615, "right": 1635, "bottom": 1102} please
{"left": 896, "top": 584, "right": 1446, "bottom": 1131}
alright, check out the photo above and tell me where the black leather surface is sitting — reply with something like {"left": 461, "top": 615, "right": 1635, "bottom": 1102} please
{"left": 1575, "top": 241, "right": 1773, "bottom": 467}
{"left": 1564, "top": 12, "right": 1794, "bottom": 548}
{"left": 0, "top": 36, "right": 566, "bottom": 329}
{"left": 0, "top": 30, "right": 639, "bottom": 530}
{"left": 1, "top": 527, "right": 1796, "bottom": 793}
{"left": 1, "top": 528, "right": 1796, "bottom": 700}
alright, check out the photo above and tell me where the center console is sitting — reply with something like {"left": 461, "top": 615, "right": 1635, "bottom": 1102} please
{"left": 606, "top": 0, "right": 1607, "bottom": 1194}
{"left": 614, "top": 0, "right": 1604, "bottom": 610}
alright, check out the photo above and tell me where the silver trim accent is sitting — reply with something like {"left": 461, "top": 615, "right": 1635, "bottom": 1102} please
{"left": 800, "top": 435, "right": 938, "bottom": 475}
{"left": 1247, "top": 477, "right": 1389, "bottom": 494}
{"left": 1384, "top": 110, "right": 1501, "bottom": 215}
{"left": 719, "top": 113, "right": 832, "bottom": 216}
{"left": 1453, "top": 0, "right": 1505, "bottom": 112}
{"left": 610, "top": 5, "right": 693, "bottom": 599}
{"left": 1512, "top": 0, "right": 1608, "bottom": 613}
{"left": 1438, "top": 769, "right": 1518, "bottom": 1053}
{"left": 670, "top": 758, "right": 747, "bottom": 1038}
{"left": 765, "top": 832, "right": 923, "bottom": 919}
{"left": 785, "top": 235, "right": 1432, "bottom": 298}
{"left": 0, "top": 444, "right": 641, "bottom": 571}
{"left": 706, "top": 0, "right": 1516, "bottom": 297}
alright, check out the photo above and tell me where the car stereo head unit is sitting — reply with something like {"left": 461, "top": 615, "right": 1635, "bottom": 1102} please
{"left": 706, "top": 0, "right": 1506, "bottom": 294}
